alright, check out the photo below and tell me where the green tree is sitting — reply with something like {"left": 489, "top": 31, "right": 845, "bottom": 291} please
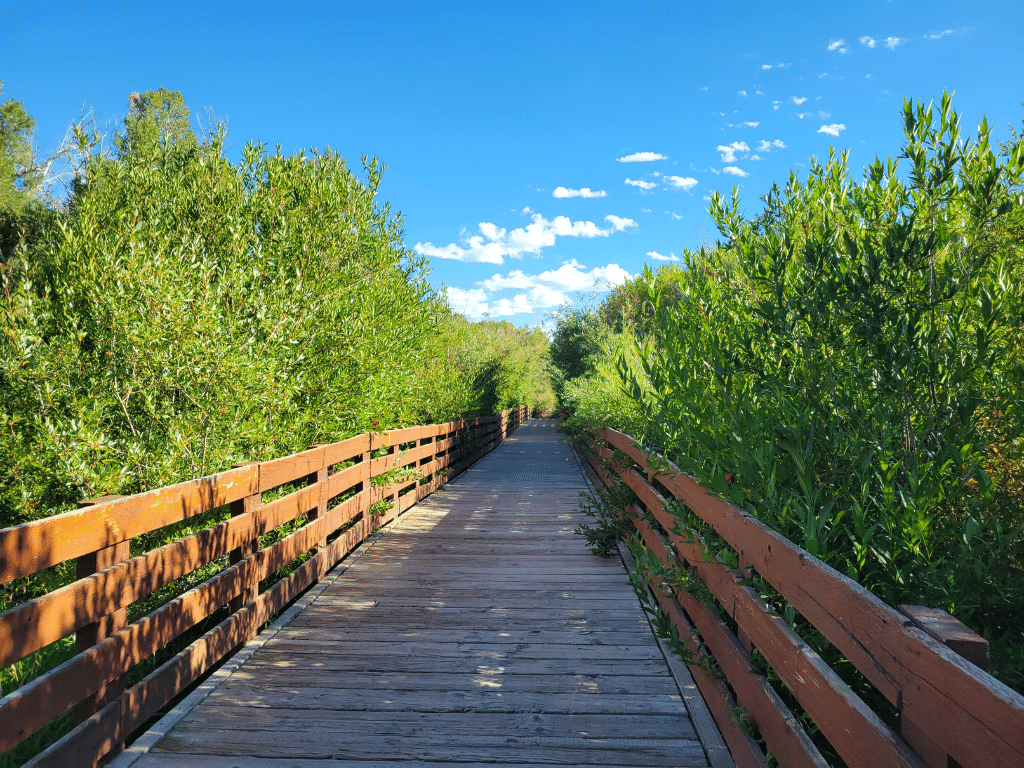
{"left": 0, "top": 81, "right": 50, "bottom": 266}
{"left": 548, "top": 306, "right": 605, "bottom": 409}
{"left": 0, "top": 89, "right": 445, "bottom": 525}
{"left": 609, "top": 93, "right": 1024, "bottom": 688}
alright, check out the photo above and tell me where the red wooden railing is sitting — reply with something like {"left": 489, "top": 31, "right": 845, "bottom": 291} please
{"left": 582, "top": 426, "right": 1024, "bottom": 768}
{"left": 0, "top": 406, "right": 526, "bottom": 767}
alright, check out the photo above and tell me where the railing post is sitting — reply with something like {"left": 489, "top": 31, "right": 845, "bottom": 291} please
{"left": 899, "top": 604, "right": 990, "bottom": 768}
{"left": 229, "top": 462, "right": 261, "bottom": 618}
{"left": 74, "top": 495, "right": 129, "bottom": 727}
{"left": 306, "top": 446, "right": 330, "bottom": 550}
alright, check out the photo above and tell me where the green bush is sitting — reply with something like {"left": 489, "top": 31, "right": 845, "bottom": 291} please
{"left": 0, "top": 89, "right": 446, "bottom": 526}
{"left": 572, "top": 94, "right": 1024, "bottom": 690}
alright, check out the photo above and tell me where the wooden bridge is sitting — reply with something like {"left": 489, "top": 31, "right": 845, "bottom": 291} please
{"left": 2, "top": 411, "right": 1023, "bottom": 767}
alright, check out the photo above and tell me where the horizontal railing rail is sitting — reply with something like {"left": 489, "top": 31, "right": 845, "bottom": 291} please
{"left": 582, "top": 426, "right": 1024, "bottom": 768}
{"left": 0, "top": 406, "right": 526, "bottom": 767}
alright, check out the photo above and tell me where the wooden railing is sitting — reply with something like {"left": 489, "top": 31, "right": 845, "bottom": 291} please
{"left": 0, "top": 406, "right": 527, "bottom": 767}
{"left": 582, "top": 426, "right": 1024, "bottom": 768}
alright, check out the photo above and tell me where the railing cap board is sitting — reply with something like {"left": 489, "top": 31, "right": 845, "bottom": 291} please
{"left": 320, "top": 434, "right": 371, "bottom": 468}
{"left": 900, "top": 605, "right": 989, "bottom": 672}
{"left": 0, "top": 465, "right": 259, "bottom": 586}
{"left": 259, "top": 446, "right": 325, "bottom": 493}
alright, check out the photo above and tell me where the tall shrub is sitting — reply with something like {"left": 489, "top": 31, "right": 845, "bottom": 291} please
{"left": 616, "top": 95, "right": 1024, "bottom": 681}
{"left": 0, "top": 90, "right": 442, "bottom": 525}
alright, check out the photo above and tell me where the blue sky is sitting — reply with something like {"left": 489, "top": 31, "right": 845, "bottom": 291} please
{"left": 4, "top": 1, "right": 1023, "bottom": 328}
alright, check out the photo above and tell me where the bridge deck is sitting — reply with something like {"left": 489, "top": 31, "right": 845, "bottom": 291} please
{"left": 116, "top": 419, "right": 728, "bottom": 768}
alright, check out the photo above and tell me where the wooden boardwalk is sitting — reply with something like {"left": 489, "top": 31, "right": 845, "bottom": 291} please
{"left": 115, "top": 419, "right": 727, "bottom": 768}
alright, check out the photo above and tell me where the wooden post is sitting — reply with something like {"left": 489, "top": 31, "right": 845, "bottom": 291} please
{"left": 306, "top": 446, "right": 329, "bottom": 550}
{"left": 899, "top": 604, "right": 990, "bottom": 768}
{"left": 73, "top": 496, "right": 129, "bottom": 729}
{"left": 229, "top": 462, "right": 261, "bottom": 617}
{"left": 735, "top": 550, "right": 755, "bottom": 654}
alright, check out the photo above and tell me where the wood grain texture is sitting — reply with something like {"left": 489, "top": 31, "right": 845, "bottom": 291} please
{"left": 126, "top": 419, "right": 720, "bottom": 768}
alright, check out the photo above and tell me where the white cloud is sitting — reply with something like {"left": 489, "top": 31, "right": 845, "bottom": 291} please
{"left": 414, "top": 213, "right": 636, "bottom": 264}
{"left": 480, "top": 260, "right": 630, "bottom": 293}
{"left": 625, "top": 178, "right": 657, "bottom": 190}
{"left": 640, "top": 207, "right": 652, "bottom": 213}
{"left": 762, "top": 64, "right": 773, "bottom": 70}
{"left": 700, "top": 85, "right": 709, "bottom": 90}
{"left": 665, "top": 175, "right": 698, "bottom": 191}
{"left": 792, "top": 96, "right": 809, "bottom": 105}
{"left": 717, "top": 141, "right": 750, "bottom": 162}
{"left": 884, "top": 37, "right": 906, "bottom": 49}
{"left": 616, "top": 151, "right": 668, "bottom": 163}
{"left": 926, "top": 29, "right": 954, "bottom": 40}
{"left": 817, "top": 123, "right": 847, "bottom": 137}
{"left": 553, "top": 186, "right": 607, "bottom": 199}
{"left": 749, "top": 154, "right": 763, "bottom": 161}
{"left": 796, "top": 112, "right": 811, "bottom": 119}
{"left": 772, "top": 100, "right": 782, "bottom": 111}
{"left": 669, "top": 212, "right": 683, "bottom": 220}
{"left": 604, "top": 215, "right": 637, "bottom": 231}
{"left": 648, "top": 251, "right": 679, "bottom": 262}
{"left": 756, "top": 139, "right": 787, "bottom": 152}
{"left": 723, "top": 166, "right": 749, "bottom": 177}
{"left": 859, "top": 36, "right": 877, "bottom": 48}
{"left": 741, "top": 121, "right": 760, "bottom": 128}
{"left": 828, "top": 38, "right": 848, "bottom": 53}
{"left": 451, "top": 259, "right": 633, "bottom": 319}
{"left": 520, "top": 206, "right": 532, "bottom": 215}
{"left": 738, "top": 89, "right": 748, "bottom": 97}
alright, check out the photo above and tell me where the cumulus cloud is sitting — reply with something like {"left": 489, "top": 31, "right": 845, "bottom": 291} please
{"left": 796, "top": 112, "right": 811, "bottom": 119}
{"left": 665, "top": 175, "right": 698, "bottom": 191}
{"left": 926, "top": 29, "right": 954, "bottom": 40}
{"left": 762, "top": 64, "right": 773, "bottom": 70}
{"left": 617, "top": 151, "right": 668, "bottom": 163}
{"left": 792, "top": 96, "right": 809, "bottom": 105}
{"left": 859, "top": 36, "right": 877, "bottom": 48}
{"left": 723, "top": 166, "right": 749, "bottom": 177}
{"left": 553, "top": 186, "right": 607, "bottom": 199}
{"left": 772, "top": 100, "right": 782, "bottom": 111}
{"left": 717, "top": 141, "right": 750, "bottom": 162}
{"left": 625, "top": 178, "right": 657, "bottom": 190}
{"left": 449, "top": 260, "right": 633, "bottom": 319}
{"left": 414, "top": 213, "right": 637, "bottom": 264}
{"left": 885, "top": 37, "right": 906, "bottom": 49}
{"left": 756, "top": 139, "right": 787, "bottom": 152}
{"left": 817, "top": 123, "right": 847, "bottom": 137}
{"left": 738, "top": 90, "right": 748, "bottom": 97}
{"left": 648, "top": 251, "right": 679, "bottom": 262}
{"left": 828, "top": 39, "right": 848, "bottom": 53}
{"left": 741, "top": 121, "right": 760, "bottom": 128}
{"left": 605, "top": 215, "right": 637, "bottom": 231}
